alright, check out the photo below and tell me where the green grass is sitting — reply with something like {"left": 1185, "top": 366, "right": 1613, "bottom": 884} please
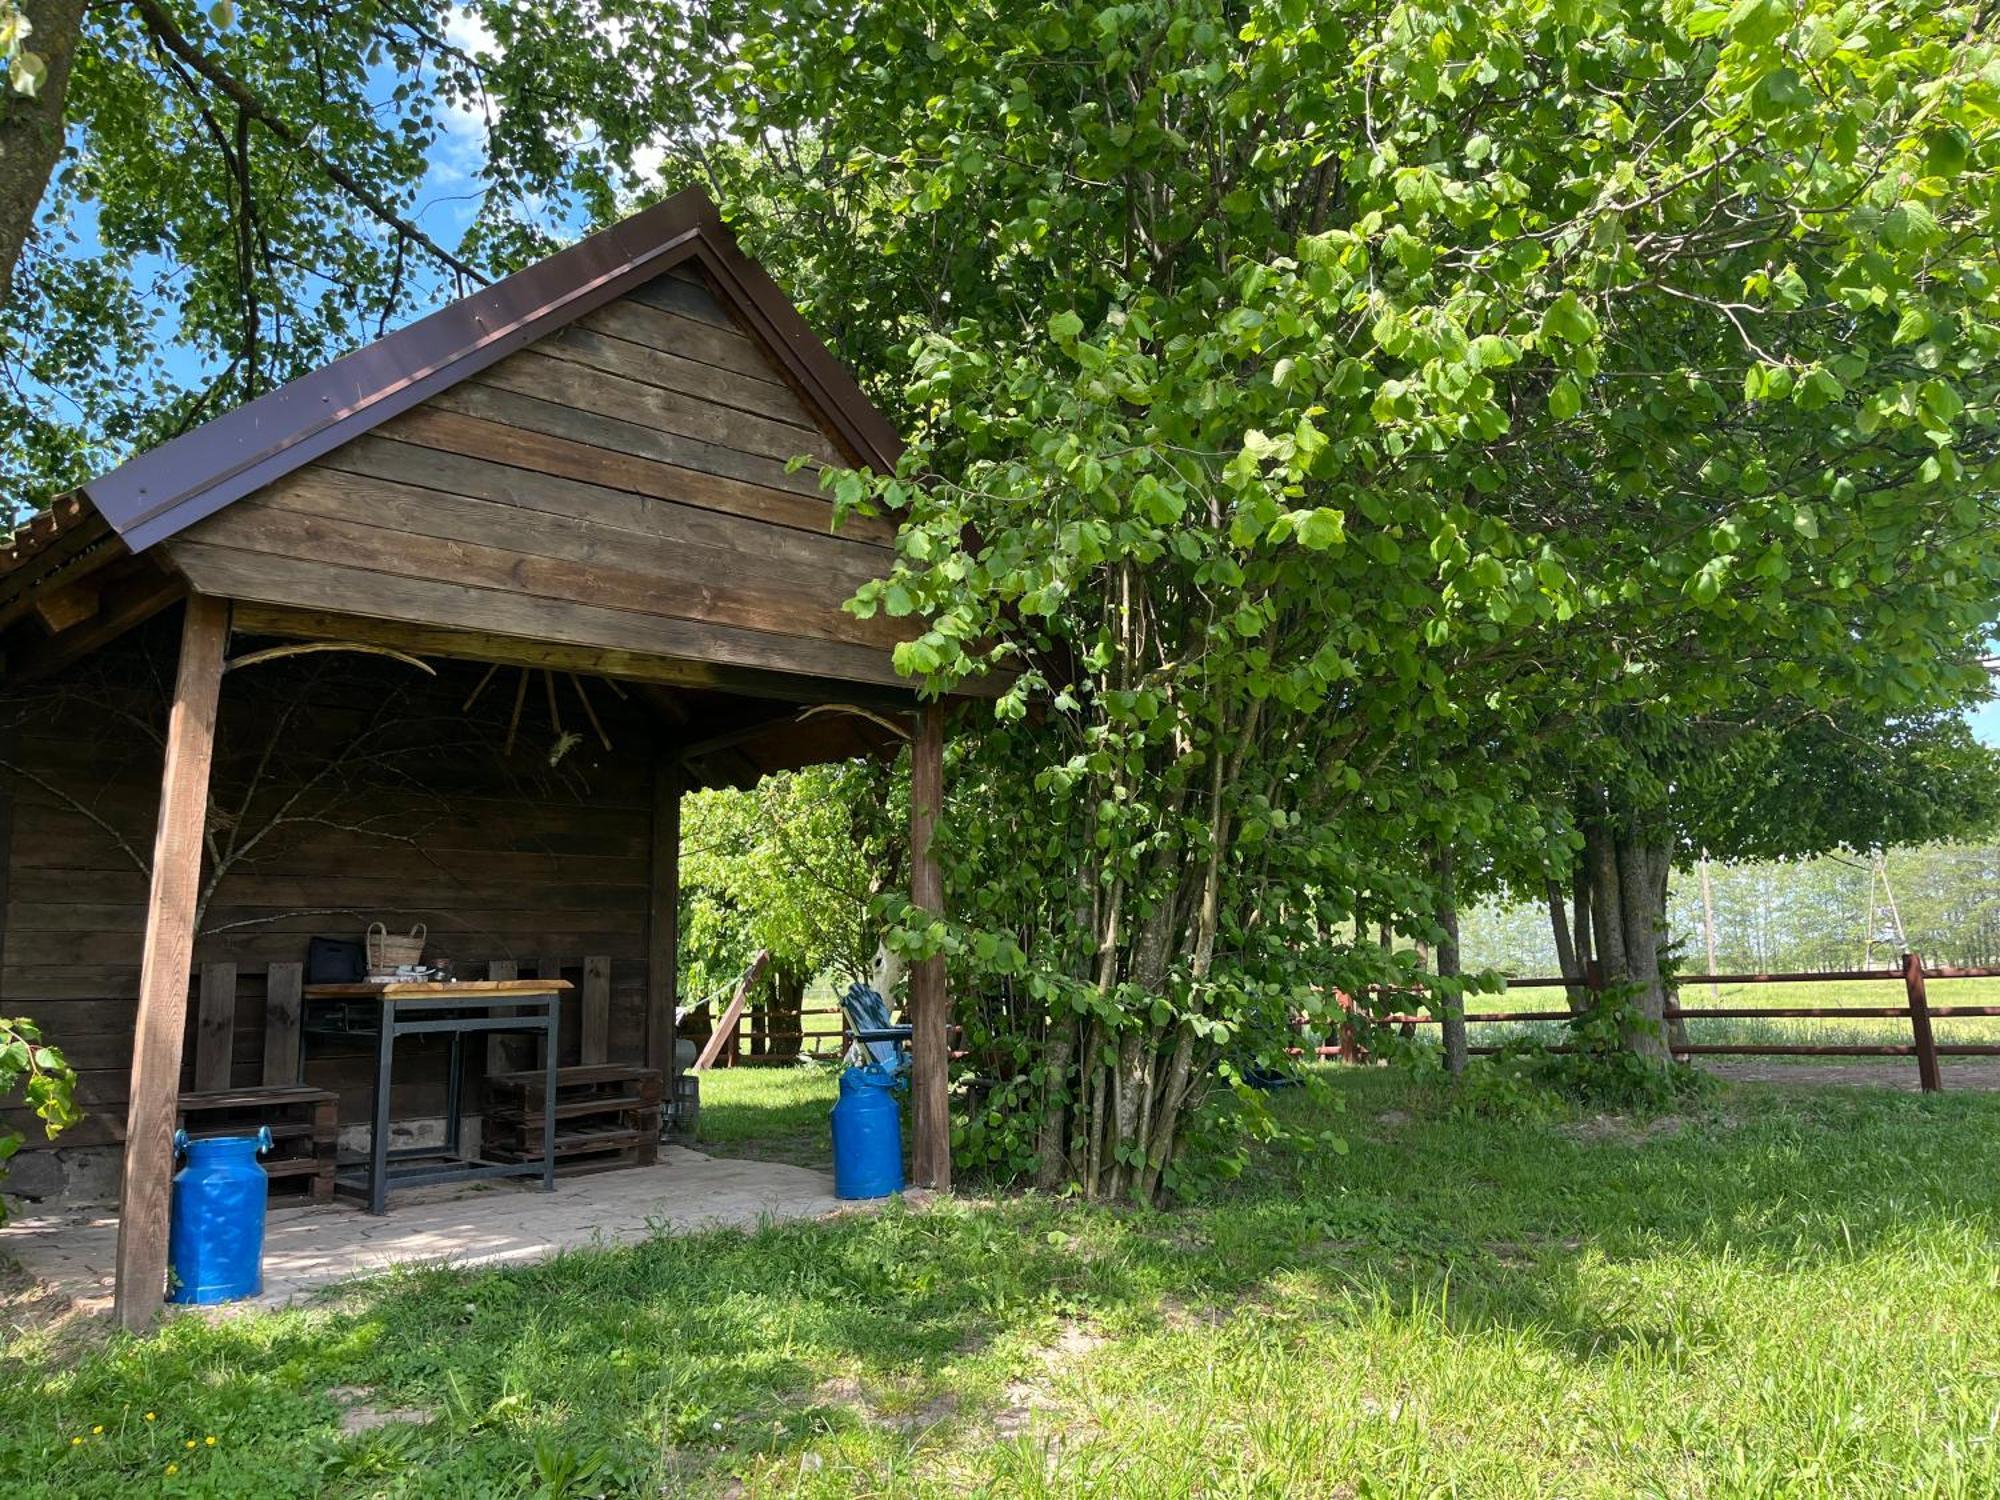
{"left": 6, "top": 1068, "right": 2000, "bottom": 1497}
{"left": 694, "top": 1063, "right": 845, "bottom": 1166}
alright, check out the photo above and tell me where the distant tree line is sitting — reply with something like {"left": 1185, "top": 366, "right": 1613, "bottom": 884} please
{"left": 1463, "top": 842, "right": 2000, "bottom": 978}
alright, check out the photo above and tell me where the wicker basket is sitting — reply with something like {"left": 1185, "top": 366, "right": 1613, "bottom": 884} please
{"left": 366, "top": 921, "right": 427, "bottom": 975}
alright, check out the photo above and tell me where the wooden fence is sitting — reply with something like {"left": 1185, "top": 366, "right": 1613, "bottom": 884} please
{"left": 691, "top": 1001, "right": 850, "bottom": 1071}
{"left": 1341, "top": 952, "right": 2000, "bottom": 1093}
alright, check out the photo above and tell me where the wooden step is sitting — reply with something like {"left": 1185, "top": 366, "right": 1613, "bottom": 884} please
{"left": 488, "top": 1063, "right": 658, "bottom": 1093}
{"left": 485, "top": 1093, "right": 653, "bottom": 1127}
{"left": 180, "top": 1084, "right": 336, "bottom": 1112}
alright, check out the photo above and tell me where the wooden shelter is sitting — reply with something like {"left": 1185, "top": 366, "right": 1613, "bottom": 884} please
{"left": 0, "top": 187, "right": 960, "bottom": 1329}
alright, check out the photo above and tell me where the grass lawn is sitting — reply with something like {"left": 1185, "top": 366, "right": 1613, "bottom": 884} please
{"left": 695, "top": 1063, "right": 848, "bottom": 1167}
{"left": 5, "top": 1066, "right": 1998, "bottom": 1497}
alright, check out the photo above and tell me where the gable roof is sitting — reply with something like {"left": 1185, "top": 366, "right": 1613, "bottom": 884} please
{"left": 84, "top": 187, "right": 903, "bottom": 555}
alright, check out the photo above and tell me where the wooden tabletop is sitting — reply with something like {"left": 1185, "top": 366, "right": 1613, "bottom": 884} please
{"left": 302, "top": 979, "right": 575, "bottom": 998}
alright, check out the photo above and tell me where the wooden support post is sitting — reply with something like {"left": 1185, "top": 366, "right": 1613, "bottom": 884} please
{"left": 647, "top": 760, "right": 683, "bottom": 1083}
{"left": 114, "top": 594, "right": 229, "bottom": 1332}
{"left": 1903, "top": 951, "right": 1943, "bottom": 1093}
{"left": 909, "top": 700, "right": 950, "bottom": 1190}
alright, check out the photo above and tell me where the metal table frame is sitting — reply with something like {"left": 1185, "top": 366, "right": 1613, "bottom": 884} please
{"left": 303, "top": 982, "right": 565, "bottom": 1214}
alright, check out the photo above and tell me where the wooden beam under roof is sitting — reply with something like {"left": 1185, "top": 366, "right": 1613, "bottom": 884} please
{"left": 229, "top": 601, "right": 925, "bottom": 712}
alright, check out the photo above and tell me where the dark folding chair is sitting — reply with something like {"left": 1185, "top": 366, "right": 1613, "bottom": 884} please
{"left": 839, "top": 982, "right": 911, "bottom": 1076}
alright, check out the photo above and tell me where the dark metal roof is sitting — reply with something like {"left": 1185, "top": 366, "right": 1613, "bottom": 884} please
{"left": 84, "top": 186, "right": 904, "bottom": 556}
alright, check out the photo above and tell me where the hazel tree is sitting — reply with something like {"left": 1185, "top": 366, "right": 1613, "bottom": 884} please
{"left": 606, "top": 0, "right": 2000, "bottom": 1195}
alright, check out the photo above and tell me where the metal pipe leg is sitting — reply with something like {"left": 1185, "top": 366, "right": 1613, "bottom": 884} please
{"left": 369, "top": 1003, "right": 395, "bottom": 1215}
{"left": 540, "top": 1003, "right": 558, "bottom": 1192}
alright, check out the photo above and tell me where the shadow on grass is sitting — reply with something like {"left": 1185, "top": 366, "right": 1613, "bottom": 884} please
{"left": 3, "top": 1071, "right": 1996, "bottom": 1496}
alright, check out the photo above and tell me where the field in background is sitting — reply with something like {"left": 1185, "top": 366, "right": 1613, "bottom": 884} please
{"left": 1449, "top": 976, "right": 2000, "bottom": 1074}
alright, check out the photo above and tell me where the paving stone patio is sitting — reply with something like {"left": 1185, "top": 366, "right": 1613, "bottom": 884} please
{"left": 1, "top": 1146, "right": 842, "bottom": 1316}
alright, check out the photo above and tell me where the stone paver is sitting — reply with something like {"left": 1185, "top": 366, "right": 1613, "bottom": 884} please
{"left": 1, "top": 1146, "right": 842, "bottom": 1315}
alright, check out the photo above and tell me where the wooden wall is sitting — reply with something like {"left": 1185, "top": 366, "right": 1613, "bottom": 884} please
{"left": 161, "top": 264, "right": 912, "bottom": 693}
{"left": 0, "top": 622, "right": 668, "bottom": 1150}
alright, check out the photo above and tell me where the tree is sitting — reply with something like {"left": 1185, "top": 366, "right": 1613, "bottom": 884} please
{"left": 0, "top": 0, "right": 584, "bottom": 505}
{"left": 1538, "top": 709, "right": 2000, "bottom": 1060}
{"left": 611, "top": 0, "right": 2000, "bottom": 1191}
{"left": 679, "top": 763, "right": 901, "bottom": 1053}
{"left": 0, "top": 1013, "right": 77, "bottom": 1217}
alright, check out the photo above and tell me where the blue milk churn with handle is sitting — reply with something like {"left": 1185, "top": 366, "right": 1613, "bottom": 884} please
{"left": 167, "top": 1127, "right": 273, "bottom": 1304}
{"left": 830, "top": 1064, "right": 904, "bottom": 1199}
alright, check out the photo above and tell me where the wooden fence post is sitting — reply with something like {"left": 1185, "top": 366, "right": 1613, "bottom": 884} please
{"left": 1903, "top": 951, "right": 1943, "bottom": 1093}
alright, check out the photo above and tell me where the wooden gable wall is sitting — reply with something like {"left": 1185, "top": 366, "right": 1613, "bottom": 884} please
{"left": 162, "top": 265, "right": 912, "bottom": 691}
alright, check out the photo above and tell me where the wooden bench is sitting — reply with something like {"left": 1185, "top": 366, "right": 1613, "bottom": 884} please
{"left": 173, "top": 961, "right": 336, "bottom": 1198}
{"left": 176, "top": 1083, "right": 339, "bottom": 1201}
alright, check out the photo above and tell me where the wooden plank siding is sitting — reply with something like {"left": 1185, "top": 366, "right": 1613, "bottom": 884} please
{"left": 162, "top": 266, "right": 911, "bottom": 696}
{"left": 0, "top": 635, "right": 662, "bottom": 1146}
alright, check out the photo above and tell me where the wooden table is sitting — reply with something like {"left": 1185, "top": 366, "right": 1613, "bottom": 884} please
{"left": 302, "top": 979, "right": 570, "bottom": 1214}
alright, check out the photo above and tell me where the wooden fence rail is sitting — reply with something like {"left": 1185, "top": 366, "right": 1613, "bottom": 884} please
{"left": 692, "top": 998, "right": 853, "bottom": 1070}
{"left": 1335, "top": 951, "right": 2000, "bottom": 1093}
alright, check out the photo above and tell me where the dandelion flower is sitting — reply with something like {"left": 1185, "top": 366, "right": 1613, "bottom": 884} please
{"left": 92, "top": 1425, "right": 104, "bottom": 1435}
{"left": 185, "top": 1439, "right": 197, "bottom": 1449}
{"left": 70, "top": 1436, "right": 83, "bottom": 1447}
{"left": 145, "top": 1413, "right": 156, "bottom": 1422}
{"left": 166, "top": 1462, "right": 179, "bottom": 1475}
{"left": 204, "top": 1436, "right": 216, "bottom": 1446}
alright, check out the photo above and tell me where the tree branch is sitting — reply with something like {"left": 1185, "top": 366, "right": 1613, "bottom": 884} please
{"left": 131, "top": 0, "right": 485, "bottom": 284}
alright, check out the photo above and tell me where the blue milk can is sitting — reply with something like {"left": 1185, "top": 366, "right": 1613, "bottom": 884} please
{"left": 830, "top": 1065, "right": 904, "bottom": 1200}
{"left": 167, "top": 1127, "right": 273, "bottom": 1304}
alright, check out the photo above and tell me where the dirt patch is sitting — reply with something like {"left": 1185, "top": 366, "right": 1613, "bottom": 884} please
{"left": 1561, "top": 1113, "right": 1689, "bottom": 1145}
{"left": 0, "top": 1256, "right": 111, "bottom": 1360}
{"left": 327, "top": 1385, "right": 433, "bottom": 1436}
{"left": 810, "top": 1375, "right": 957, "bottom": 1436}
{"left": 1482, "top": 1234, "right": 1583, "bottom": 1268}
{"left": 1699, "top": 1058, "right": 2000, "bottom": 1091}
{"left": 1158, "top": 1296, "right": 1232, "bottom": 1332}
{"left": 992, "top": 1321, "right": 1106, "bottom": 1440}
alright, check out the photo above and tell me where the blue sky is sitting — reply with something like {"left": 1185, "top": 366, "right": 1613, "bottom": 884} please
{"left": 1966, "top": 696, "right": 2000, "bottom": 747}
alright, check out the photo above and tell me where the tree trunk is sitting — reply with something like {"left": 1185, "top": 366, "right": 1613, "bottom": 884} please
{"left": 1584, "top": 815, "right": 1628, "bottom": 988}
{"left": 764, "top": 962, "right": 804, "bottom": 1060}
{"left": 0, "top": 0, "right": 86, "bottom": 305}
{"left": 1614, "top": 835, "right": 1671, "bottom": 1062}
{"left": 1435, "top": 844, "right": 1465, "bottom": 1075}
{"left": 1548, "top": 879, "right": 1587, "bottom": 1012}
{"left": 1035, "top": 1014, "right": 1076, "bottom": 1190}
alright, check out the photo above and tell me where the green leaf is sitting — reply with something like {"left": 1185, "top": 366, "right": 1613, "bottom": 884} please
{"left": 1539, "top": 291, "right": 1598, "bottom": 347}
{"left": 1294, "top": 507, "right": 1346, "bottom": 550}
{"left": 1892, "top": 307, "right": 1932, "bottom": 346}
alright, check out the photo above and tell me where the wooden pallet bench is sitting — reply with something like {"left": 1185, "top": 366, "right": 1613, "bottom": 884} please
{"left": 176, "top": 1084, "right": 339, "bottom": 1201}
{"left": 483, "top": 1063, "right": 662, "bottom": 1175}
